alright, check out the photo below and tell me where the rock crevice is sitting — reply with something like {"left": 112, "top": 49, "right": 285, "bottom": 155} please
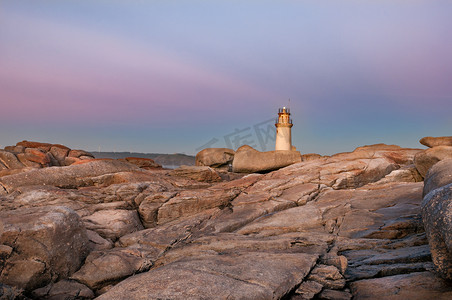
{"left": 1, "top": 140, "right": 452, "bottom": 299}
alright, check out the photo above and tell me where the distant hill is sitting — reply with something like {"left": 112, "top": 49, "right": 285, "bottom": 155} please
{"left": 91, "top": 152, "right": 195, "bottom": 168}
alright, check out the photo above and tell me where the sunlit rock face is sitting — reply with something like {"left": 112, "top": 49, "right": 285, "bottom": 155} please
{"left": 232, "top": 145, "right": 302, "bottom": 173}
{"left": 414, "top": 146, "right": 452, "bottom": 177}
{"left": 195, "top": 147, "right": 235, "bottom": 169}
{"left": 0, "top": 141, "right": 95, "bottom": 172}
{"left": 1, "top": 140, "right": 452, "bottom": 299}
{"left": 420, "top": 136, "right": 452, "bottom": 148}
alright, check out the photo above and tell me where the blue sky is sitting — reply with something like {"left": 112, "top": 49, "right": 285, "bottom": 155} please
{"left": 1, "top": 0, "right": 451, "bottom": 155}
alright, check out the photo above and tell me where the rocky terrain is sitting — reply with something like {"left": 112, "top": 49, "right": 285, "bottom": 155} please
{"left": 0, "top": 141, "right": 95, "bottom": 174}
{"left": 1, "top": 138, "right": 452, "bottom": 299}
{"left": 92, "top": 151, "right": 195, "bottom": 168}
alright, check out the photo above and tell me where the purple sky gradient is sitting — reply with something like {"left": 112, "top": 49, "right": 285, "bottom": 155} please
{"left": 1, "top": 1, "right": 451, "bottom": 155}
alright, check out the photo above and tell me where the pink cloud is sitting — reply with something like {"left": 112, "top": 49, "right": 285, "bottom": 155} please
{"left": 0, "top": 12, "right": 279, "bottom": 125}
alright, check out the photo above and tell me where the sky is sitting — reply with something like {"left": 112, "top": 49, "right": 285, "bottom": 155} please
{"left": 1, "top": 0, "right": 451, "bottom": 155}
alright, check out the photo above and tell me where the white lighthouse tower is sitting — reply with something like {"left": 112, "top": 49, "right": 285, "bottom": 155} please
{"left": 275, "top": 107, "right": 294, "bottom": 151}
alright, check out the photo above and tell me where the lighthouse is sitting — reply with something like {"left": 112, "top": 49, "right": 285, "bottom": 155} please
{"left": 275, "top": 107, "right": 294, "bottom": 151}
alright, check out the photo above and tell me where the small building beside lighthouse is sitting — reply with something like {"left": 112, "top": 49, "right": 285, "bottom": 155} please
{"left": 275, "top": 107, "right": 294, "bottom": 151}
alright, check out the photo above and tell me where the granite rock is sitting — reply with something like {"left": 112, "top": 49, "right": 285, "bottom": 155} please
{"left": 421, "top": 183, "right": 452, "bottom": 280}
{"left": 420, "top": 136, "right": 452, "bottom": 148}
{"left": 423, "top": 159, "right": 452, "bottom": 196}
{"left": 195, "top": 147, "right": 235, "bottom": 169}
{"left": 82, "top": 209, "right": 144, "bottom": 241}
{"left": 232, "top": 145, "right": 302, "bottom": 173}
{"left": 0, "top": 206, "right": 89, "bottom": 291}
{"left": 414, "top": 146, "right": 452, "bottom": 177}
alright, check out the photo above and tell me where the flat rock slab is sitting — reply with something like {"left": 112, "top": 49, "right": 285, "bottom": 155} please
{"left": 159, "top": 232, "right": 332, "bottom": 266}
{"left": 118, "top": 208, "right": 221, "bottom": 250}
{"left": 98, "top": 266, "right": 273, "bottom": 300}
{"left": 157, "top": 188, "right": 240, "bottom": 224}
{"left": 350, "top": 271, "right": 452, "bottom": 299}
{"left": 237, "top": 204, "right": 324, "bottom": 236}
{"left": 420, "top": 136, "right": 452, "bottom": 148}
{"left": 316, "top": 182, "right": 424, "bottom": 238}
{"left": 169, "top": 165, "right": 222, "bottom": 182}
{"left": 98, "top": 252, "right": 317, "bottom": 300}
{"left": 0, "top": 160, "right": 140, "bottom": 192}
{"left": 357, "top": 244, "right": 431, "bottom": 266}
{"left": 232, "top": 145, "right": 301, "bottom": 173}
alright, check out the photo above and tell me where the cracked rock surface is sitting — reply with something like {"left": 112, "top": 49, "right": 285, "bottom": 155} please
{"left": 1, "top": 142, "right": 452, "bottom": 299}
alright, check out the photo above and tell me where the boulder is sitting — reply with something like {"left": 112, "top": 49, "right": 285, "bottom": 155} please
{"left": 0, "top": 206, "right": 90, "bottom": 291}
{"left": 414, "top": 146, "right": 452, "bottom": 177}
{"left": 421, "top": 182, "right": 452, "bottom": 280}
{"left": 294, "top": 280, "right": 323, "bottom": 299}
{"left": 195, "top": 148, "right": 235, "bottom": 168}
{"left": 64, "top": 156, "right": 82, "bottom": 166}
{"left": 16, "top": 140, "right": 53, "bottom": 151}
{"left": 5, "top": 141, "right": 95, "bottom": 168}
{"left": 420, "top": 136, "right": 452, "bottom": 148}
{"left": 169, "top": 165, "right": 222, "bottom": 182}
{"left": 68, "top": 149, "right": 94, "bottom": 158}
{"left": 45, "top": 152, "right": 60, "bottom": 166}
{"left": 423, "top": 159, "right": 452, "bottom": 196}
{"left": 86, "top": 229, "right": 113, "bottom": 251}
{"left": 82, "top": 209, "right": 144, "bottom": 241}
{"left": 320, "top": 253, "right": 348, "bottom": 275}
{"left": 1, "top": 140, "right": 451, "bottom": 298}
{"left": 232, "top": 145, "right": 302, "bottom": 173}
{"left": 32, "top": 279, "right": 94, "bottom": 300}
{"left": 4, "top": 146, "right": 20, "bottom": 153}
{"left": 306, "top": 264, "right": 346, "bottom": 289}
{"left": 0, "top": 159, "right": 140, "bottom": 192}
{"left": 0, "top": 244, "right": 13, "bottom": 258}
{"left": 0, "top": 150, "right": 24, "bottom": 169}
{"left": 24, "top": 148, "right": 51, "bottom": 166}
{"left": 70, "top": 247, "right": 155, "bottom": 290}
{"left": 50, "top": 145, "right": 70, "bottom": 165}
{"left": 237, "top": 204, "right": 323, "bottom": 236}
{"left": 16, "top": 153, "right": 42, "bottom": 168}
{"left": 138, "top": 192, "right": 176, "bottom": 228}
{"left": 122, "top": 157, "right": 161, "bottom": 169}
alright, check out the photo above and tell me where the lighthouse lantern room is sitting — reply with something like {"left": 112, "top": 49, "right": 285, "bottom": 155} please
{"left": 275, "top": 107, "right": 294, "bottom": 151}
